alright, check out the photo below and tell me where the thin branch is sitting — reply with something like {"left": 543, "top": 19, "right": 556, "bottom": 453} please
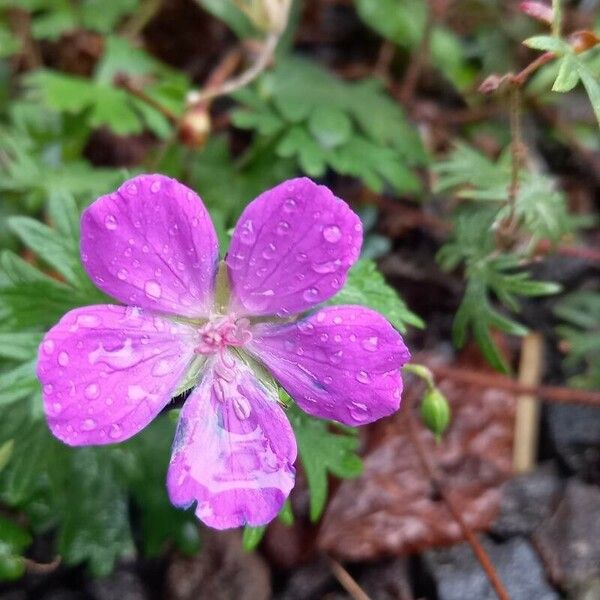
{"left": 115, "top": 76, "right": 179, "bottom": 123}
{"left": 328, "top": 557, "right": 372, "bottom": 600}
{"left": 430, "top": 365, "right": 600, "bottom": 406}
{"left": 186, "top": 32, "right": 280, "bottom": 106}
{"left": 404, "top": 405, "right": 511, "bottom": 600}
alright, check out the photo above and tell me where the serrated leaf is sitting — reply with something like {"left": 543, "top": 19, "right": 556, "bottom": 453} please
{"left": 577, "top": 61, "right": 600, "bottom": 128}
{"left": 330, "top": 259, "right": 423, "bottom": 332}
{"left": 288, "top": 403, "right": 362, "bottom": 521}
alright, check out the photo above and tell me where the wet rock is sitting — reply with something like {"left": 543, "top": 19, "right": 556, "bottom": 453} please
{"left": 357, "top": 557, "right": 415, "bottom": 600}
{"left": 166, "top": 530, "right": 271, "bottom": 600}
{"left": 491, "top": 462, "right": 562, "bottom": 538}
{"left": 273, "top": 558, "right": 335, "bottom": 600}
{"left": 534, "top": 479, "right": 600, "bottom": 589}
{"left": 88, "top": 568, "right": 148, "bottom": 600}
{"left": 546, "top": 405, "right": 600, "bottom": 483}
{"left": 424, "top": 537, "right": 559, "bottom": 600}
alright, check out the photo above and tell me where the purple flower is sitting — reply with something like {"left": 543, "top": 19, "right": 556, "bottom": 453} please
{"left": 37, "top": 175, "right": 410, "bottom": 529}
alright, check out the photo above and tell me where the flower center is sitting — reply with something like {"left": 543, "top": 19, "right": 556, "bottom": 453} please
{"left": 195, "top": 315, "right": 252, "bottom": 356}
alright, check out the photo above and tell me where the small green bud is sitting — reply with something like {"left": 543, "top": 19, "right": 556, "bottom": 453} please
{"left": 420, "top": 387, "right": 451, "bottom": 442}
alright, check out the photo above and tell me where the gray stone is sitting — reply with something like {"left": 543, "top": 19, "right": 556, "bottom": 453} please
{"left": 547, "top": 405, "right": 600, "bottom": 482}
{"left": 424, "top": 537, "right": 558, "bottom": 600}
{"left": 491, "top": 462, "right": 562, "bottom": 538}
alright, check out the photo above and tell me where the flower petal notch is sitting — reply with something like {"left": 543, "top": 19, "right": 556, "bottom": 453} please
{"left": 226, "top": 177, "right": 363, "bottom": 317}
{"left": 81, "top": 174, "right": 219, "bottom": 318}
{"left": 249, "top": 306, "right": 410, "bottom": 426}
{"left": 37, "top": 305, "right": 198, "bottom": 445}
{"left": 167, "top": 354, "right": 296, "bottom": 529}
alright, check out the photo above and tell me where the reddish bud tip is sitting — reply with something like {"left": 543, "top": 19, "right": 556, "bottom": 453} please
{"left": 519, "top": 1, "right": 553, "bottom": 25}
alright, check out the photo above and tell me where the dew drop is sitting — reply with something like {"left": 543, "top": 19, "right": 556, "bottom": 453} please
{"left": 128, "top": 385, "right": 146, "bottom": 401}
{"left": 142, "top": 244, "right": 150, "bottom": 254}
{"left": 82, "top": 418, "right": 97, "bottom": 431}
{"left": 295, "top": 252, "right": 308, "bottom": 263}
{"left": 284, "top": 340, "right": 295, "bottom": 352}
{"left": 333, "top": 316, "right": 343, "bottom": 325}
{"left": 302, "top": 287, "right": 319, "bottom": 302}
{"left": 43, "top": 340, "right": 55, "bottom": 354}
{"left": 334, "top": 334, "right": 342, "bottom": 342}
{"left": 320, "top": 333, "right": 329, "bottom": 342}
{"left": 124, "top": 247, "right": 133, "bottom": 258}
{"left": 104, "top": 214, "right": 118, "bottom": 230}
{"left": 283, "top": 198, "right": 297, "bottom": 213}
{"left": 323, "top": 225, "right": 341, "bottom": 243}
{"left": 239, "top": 220, "right": 256, "bottom": 245}
{"left": 191, "top": 217, "right": 199, "bottom": 227}
{"left": 329, "top": 350, "right": 343, "bottom": 364}
{"left": 276, "top": 220, "right": 291, "bottom": 235}
{"left": 356, "top": 370, "right": 371, "bottom": 384}
{"left": 145, "top": 280, "right": 162, "bottom": 299}
{"left": 109, "top": 423, "right": 122, "bottom": 439}
{"left": 58, "top": 351, "right": 70, "bottom": 366}
{"left": 312, "top": 259, "right": 341, "bottom": 274}
{"left": 127, "top": 183, "right": 138, "bottom": 195}
{"left": 84, "top": 383, "right": 100, "bottom": 399}
{"left": 349, "top": 402, "right": 370, "bottom": 422}
{"left": 316, "top": 312, "right": 326, "bottom": 323}
{"left": 297, "top": 321, "right": 314, "bottom": 335}
{"left": 52, "top": 401, "right": 62, "bottom": 413}
{"left": 151, "top": 360, "right": 171, "bottom": 377}
{"left": 43, "top": 384, "right": 54, "bottom": 394}
{"left": 262, "top": 243, "right": 277, "bottom": 259}
{"left": 323, "top": 376, "right": 333, "bottom": 385}
{"left": 362, "top": 336, "right": 379, "bottom": 351}
{"left": 150, "top": 180, "right": 161, "bottom": 193}
{"left": 349, "top": 334, "right": 357, "bottom": 342}
{"left": 117, "top": 268, "right": 128, "bottom": 281}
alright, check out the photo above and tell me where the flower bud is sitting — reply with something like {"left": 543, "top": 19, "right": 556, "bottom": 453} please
{"left": 420, "top": 387, "right": 451, "bottom": 441}
{"left": 234, "top": 0, "right": 291, "bottom": 34}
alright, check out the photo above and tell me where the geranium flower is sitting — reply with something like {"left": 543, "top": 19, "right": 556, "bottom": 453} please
{"left": 37, "top": 175, "right": 410, "bottom": 529}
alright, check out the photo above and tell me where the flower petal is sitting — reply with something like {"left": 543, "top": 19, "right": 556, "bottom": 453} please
{"left": 167, "top": 354, "right": 296, "bottom": 529}
{"left": 226, "top": 177, "right": 362, "bottom": 317}
{"left": 81, "top": 174, "right": 219, "bottom": 317}
{"left": 248, "top": 306, "right": 410, "bottom": 426}
{"left": 37, "top": 305, "right": 198, "bottom": 445}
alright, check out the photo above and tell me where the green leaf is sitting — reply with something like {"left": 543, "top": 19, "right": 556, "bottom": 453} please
{"left": 330, "top": 259, "right": 423, "bottom": 332}
{"left": 552, "top": 52, "right": 580, "bottom": 92}
{"left": 523, "top": 35, "right": 569, "bottom": 54}
{"left": 288, "top": 402, "right": 362, "bottom": 521}
{"left": 0, "top": 516, "right": 31, "bottom": 581}
{"left": 308, "top": 106, "right": 353, "bottom": 149}
{"left": 577, "top": 61, "right": 600, "bottom": 128}
{"left": 242, "top": 526, "right": 267, "bottom": 551}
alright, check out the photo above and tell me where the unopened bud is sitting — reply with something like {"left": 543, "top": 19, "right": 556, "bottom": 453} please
{"left": 569, "top": 30, "right": 600, "bottom": 54}
{"left": 234, "top": 0, "right": 291, "bottom": 34}
{"left": 178, "top": 107, "right": 211, "bottom": 149}
{"left": 420, "top": 388, "right": 451, "bottom": 441}
{"left": 519, "top": 1, "right": 553, "bottom": 25}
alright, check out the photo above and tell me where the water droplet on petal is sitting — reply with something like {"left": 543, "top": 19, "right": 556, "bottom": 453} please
{"left": 283, "top": 198, "right": 297, "bottom": 213}
{"left": 323, "top": 225, "right": 341, "bottom": 243}
{"left": 323, "top": 376, "right": 333, "bottom": 385}
{"left": 145, "top": 280, "right": 162, "bottom": 299}
{"left": 297, "top": 321, "right": 314, "bottom": 335}
{"left": 150, "top": 180, "right": 161, "bottom": 193}
{"left": 128, "top": 385, "right": 146, "bottom": 401}
{"left": 333, "top": 316, "right": 343, "bottom": 325}
{"left": 104, "top": 214, "right": 118, "bottom": 230}
{"left": 151, "top": 360, "right": 171, "bottom": 377}
{"left": 44, "top": 384, "right": 54, "bottom": 394}
{"left": 127, "top": 183, "right": 138, "bottom": 195}
{"left": 262, "top": 243, "right": 277, "bottom": 259}
{"left": 52, "top": 401, "right": 62, "bottom": 413}
{"left": 58, "top": 351, "right": 70, "bottom": 366}
{"left": 192, "top": 217, "right": 199, "bottom": 227}
{"left": 277, "top": 221, "right": 291, "bottom": 235}
{"left": 349, "top": 402, "right": 370, "bottom": 422}
{"left": 82, "top": 418, "right": 97, "bottom": 431}
{"left": 320, "top": 333, "right": 329, "bottom": 342}
{"left": 239, "top": 220, "right": 256, "bottom": 245}
{"left": 109, "top": 423, "right": 122, "bottom": 439}
{"left": 362, "top": 336, "right": 379, "bottom": 351}
{"left": 356, "top": 370, "right": 371, "bottom": 384}
{"left": 85, "top": 383, "right": 100, "bottom": 399}
{"left": 43, "top": 340, "right": 55, "bottom": 354}
{"left": 303, "top": 287, "right": 319, "bottom": 302}
{"left": 329, "top": 350, "right": 343, "bottom": 364}
{"left": 296, "top": 252, "right": 308, "bottom": 263}
{"left": 117, "top": 268, "right": 128, "bottom": 281}
{"left": 312, "top": 259, "right": 341, "bottom": 274}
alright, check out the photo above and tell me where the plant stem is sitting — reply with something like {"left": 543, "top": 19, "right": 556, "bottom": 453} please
{"left": 429, "top": 365, "right": 600, "bottom": 406}
{"left": 328, "top": 558, "right": 372, "bottom": 600}
{"left": 506, "top": 84, "right": 522, "bottom": 231}
{"left": 404, "top": 404, "right": 511, "bottom": 600}
{"left": 552, "top": 0, "right": 562, "bottom": 37}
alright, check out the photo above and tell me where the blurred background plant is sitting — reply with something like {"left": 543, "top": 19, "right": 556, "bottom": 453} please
{"left": 0, "top": 0, "right": 599, "bottom": 597}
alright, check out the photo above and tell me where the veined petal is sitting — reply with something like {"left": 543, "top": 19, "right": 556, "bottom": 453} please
{"left": 248, "top": 306, "right": 410, "bottom": 426}
{"left": 81, "top": 174, "right": 219, "bottom": 318}
{"left": 37, "top": 305, "right": 198, "bottom": 445}
{"left": 167, "top": 354, "right": 296, "bottom": 529}
{"left": 226, "top": 177, "right": 362, "bottom": 317}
